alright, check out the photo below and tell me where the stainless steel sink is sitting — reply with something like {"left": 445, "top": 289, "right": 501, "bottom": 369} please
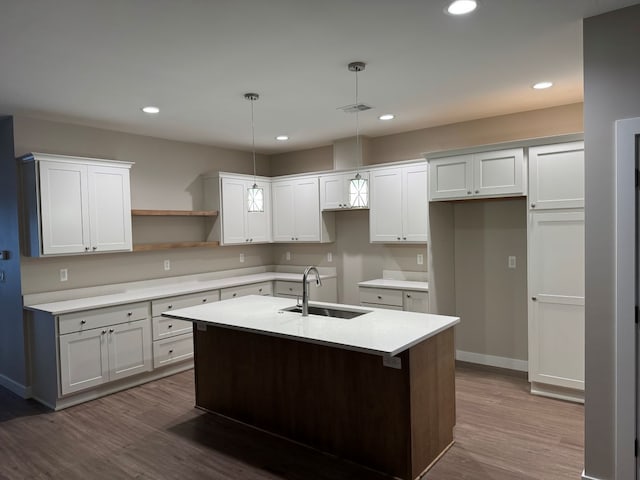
{"left": 281, "top": 304, "right": 369, "bottom": 319}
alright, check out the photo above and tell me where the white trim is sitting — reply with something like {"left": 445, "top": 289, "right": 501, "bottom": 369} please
{"left": 614, "top": 117, "right": 640, "bottom": 480}
{"left": 581, "top": 470, "right": 603, "bottom": 480}
{"left": 455, "top": 350, "right": 528, "bottom": 372}
{"left": 530, "top": 383, "right": 584, "bottom": 404}
{"left": 0, "top": 374, "right": 32, "bottom": 399}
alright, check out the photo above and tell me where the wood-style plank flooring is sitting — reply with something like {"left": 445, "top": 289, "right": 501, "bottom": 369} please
{"left": 0, "top": 362, "right": 583, "bottom": 480}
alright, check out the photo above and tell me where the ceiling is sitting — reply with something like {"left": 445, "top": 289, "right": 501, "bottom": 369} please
{"left": 0, "top": 0, "right": 637, "bottom": 154}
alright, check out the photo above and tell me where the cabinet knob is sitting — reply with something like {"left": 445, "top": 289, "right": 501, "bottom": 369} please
{"left": 168, "top": 324, "right": 173, "bottom": 328}
{"left": 233, "top": 293, "right": 237, "bottom": 297}
{"left": 84, "top": 246, "right": 89, "bottom": 251}
{"left": 531, "top": 203, "right": 536, "bottom": 208}
{"left": 92, "top": 246, "right": 97, "bottom": 251}
{"left": 403, "top": 237, "right": 407, "bottom": 240}
{"left": 109, "top": 328, "right": 114, "bottom": 333}
{"left": 80, "top": 320, "right": 86, "bottom": 325}
{"left": 250, "top": 238, "right": 253, "bottom": 242}
{"left": 258, "top": 288, "right": 263, "bottom": 292}
{"left": 467, "top": 191, "right": 472, "bottom": 195}
{"left": 531, "top": 296, "right": 537, "bottom": 301}
{"left": 397, "top": 236, "right": 401, "bottom": 240}
{"left": 168, "top": 304, "right": 173, "bottom": 309}
{"left": 377, "top": 295, "right": 382, "bottom": 299}
{"left": 202, "top": 298, "right": 207, "bottom": 303}
{"left": 291, "top": 237, "right": 295, "bottom": 241}
{"left": 102, "top": 330, "right": 107, "bottom": 334}
{"left": 127, "top": 312, "right": 132, "bottom": 316}
{"left": 168, "top": 349, "right": 174, "bottom": 354}
{"left": 289, "top": 287, "right": 293, "bottom": 291}
{"left": 475, "top": 190, "right": 479, "bottom": 194}
{"left": 406, "top": 294, "right": 411, "bottom": 298}
{"left": 246, "top": 239, "right": 249, "bottom": 242}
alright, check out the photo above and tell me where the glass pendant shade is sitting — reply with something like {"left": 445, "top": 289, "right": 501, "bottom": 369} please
{"left": 247, "top": 183, "right": 264, "bottom": 212}
{"left": 349, "top": 173, "right": 368, "bottom": 208}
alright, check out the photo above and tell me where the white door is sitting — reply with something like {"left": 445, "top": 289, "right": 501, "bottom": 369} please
{"left": 39, "top": 161, "right": 90, "bottom": 255}
{"left": 59, "top": 328, "right": 109, "bottom": 395}
{"left": 320, "top": 174, "right": 346, "bottom": 210}
{"left": 107, "top": 319, "right": 152, "bottom": 382}
{"left": 272, "top": 181, "right": 296, "bottom": 242}
{"left": 246, "top": 180, "right": 271, "bottom": 243}
{"left": 402, "top": 165, "right": 429, "bottom": 242}
{"left": 474, "top": 148, "right": 525, "bottom": 197}
{"left": 428, "top": 155, "right": 473, "bottom": 200}
{"left": 293, "top": 178, "right": 320, "bottom": 241}
{"left": 529, "top": 141, "right": 584, "bottom": 210}
{"left": 528, "top": 211, "right": 585, "bottom": 390}
{"left": 370, "top": 168, "right": 403, "bottom": 242}
{"left": 87, "top": 165, "right": 132, "bottom": 252}
{"left": 221, "top": 177, "right": 248, "bottom": 244}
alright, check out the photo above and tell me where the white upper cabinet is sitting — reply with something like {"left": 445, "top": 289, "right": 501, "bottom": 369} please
{"left": 429, "top": 148, "right": 525, "bottom": 201}
{"left": 528, "top": 141, "right": 584, "bottom": 210}
{"left": 319, "top": 171, "right": 369, "bottom": 210}
{"left": 21, "top": 153, "right": 133, "bottom": 256}
{"left": 370, "top": 163, "right": 428, "bottom": 243}
{"left": 220, "top": 176, "right": 271, "bottom": 245}
{"left": 272, "top": 176, "right": 334, "bottom": 243}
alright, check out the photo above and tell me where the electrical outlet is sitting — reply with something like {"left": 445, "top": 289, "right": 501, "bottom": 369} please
{"left": 508, "top": 256, "right": 516, "bottom": 269}
{"left": 59, "top": 268, "right": 68, "bottom": 282}
{"left": 286, "top": 251, "right": 291, "bottom": 261}
{"left": 417, "top": 253, "right": 424, "bottom": 265}
{"left": 163, "top": 259, "right": 171, "bottom": 271}
{"left": 239, "top": 253, "right": 245, "bottom": 263}
{"left": 327, "top": 252, "right": 333, "bottom": 262}
{"left": 0, "top": 271, "right": 5, "bottom": 282}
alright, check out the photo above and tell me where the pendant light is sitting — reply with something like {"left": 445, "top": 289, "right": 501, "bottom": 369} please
{"left": 245, "top": 92, "right": 264, "bottom": 213}
{"left": 348, "top": 62, "right": 368, "bottom": 208}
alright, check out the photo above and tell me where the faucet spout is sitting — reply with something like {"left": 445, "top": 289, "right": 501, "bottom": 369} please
{"left": 302, "top": 266, "right": 322, "bottom": 316}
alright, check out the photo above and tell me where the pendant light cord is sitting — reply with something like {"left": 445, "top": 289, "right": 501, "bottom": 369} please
{"left": 250, "top": 96, "right": 257, "bottom": 187}
{"left": 355, "top": 68, "right": 360, "bottom": 177}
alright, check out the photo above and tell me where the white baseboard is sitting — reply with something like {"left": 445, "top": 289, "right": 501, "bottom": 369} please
{"left": 581, "top": 470, "right": 603, "bottom": 480}
{"left": 0, "top": 374, "right": 32, "bottom": 399}
{"left": 456, "top": 350, "right": 528, "bottom": 372}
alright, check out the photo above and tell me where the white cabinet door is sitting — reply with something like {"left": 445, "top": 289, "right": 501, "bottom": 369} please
{"left": 529, "top": 141, "right": 584, "bottom": 210}
{"left": 246, "top": 180, "right": 271, "bottom": 243}
{"left": 320, "top": 173, "right": 346, "bottom": 210}
{"left": 474, "top": 148, "right": 525, "bottom": 197}
{"left": 107, "top": 319, "right": 152, "bottom": 382}
{"left": 402, "top": 164, "right": 429, "bottom": 242}
{"left": 403, "top": 291, "right": 429, "bottom": 313}
{"left": 221, "top": 177, "right": 248, "bottom": 244}
{"left": 370, "top": 168, "right": 403, "bottom": 242}
{"left": 39, "top": 161, "right": 90, "bottom": 255}
{"left": 87, "top": 165, "right": 132, "bottom": 252}
{"left": 272, "top": 181, "right": 296, "bottom": 242}
{"left": 429, "top": 155, "right": 473, "bottom": 200}
{"left": 293, "top": 178, "right": 320, "bottom": 241}
{"left": 528, "top": 211, "right": 584, "bottom": 391}
{"left": 59, "top": 328, "right": 109, "bottom": 395}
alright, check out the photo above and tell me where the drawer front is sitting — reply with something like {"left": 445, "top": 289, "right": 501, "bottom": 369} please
{"left": 153, "top": 333, "right": 194, "bottom": 368}
{"left": 59, "top": 302, "right": 149, "bottom": 335}
{"left": 359, "top": 287, "right": 403, "bottom": 307}
{"left": 152, "top": 316, "right": 193, "bottom": 341}
{"left": 274, "top": 281, "right": 302, "bottom": 297}
{"left": 402, "top": 290, "right": 429, "bottom": 313}
{"left": 151, "top": 290, "right": 220, "bottom": 317}
{"left": 220, "top": 281, "right": 273, "bottom": 300}
{"left": 360, "top": 302, "right": 403, "bottom": 311}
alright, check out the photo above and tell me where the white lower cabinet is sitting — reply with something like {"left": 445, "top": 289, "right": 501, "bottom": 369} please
{"left": 402, "top": 290, "right": 430, "bottom": 313}
{"left": 59, "top": 316, "right": 152, "bottom": 396}
{"left": 359, "top": 287, "right": 429, "bottom": 313}
{"left": 153, "top": 334, "right": 195, "bottom": 368}
{"left": 220, "top": 282, "right": 272, "bottom": 300}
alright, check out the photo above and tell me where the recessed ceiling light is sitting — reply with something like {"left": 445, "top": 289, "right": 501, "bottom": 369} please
{"left": 447, "top": 0, "right": 477, "bottom": 15}
{"left": 141, "top": 106, "right": 160, "bottom": 114}
{"left": 379, "top": 114, "right": 395, "bottom": 121}
{"left": 532, "top": 81, "right": 553, "bottom": 90}
{"left": 275, "top": 135, "right": 289, "bottom": 141}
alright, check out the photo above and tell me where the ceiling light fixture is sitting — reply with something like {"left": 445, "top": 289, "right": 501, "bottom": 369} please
{"left": 533, "top": 81, "right": 553, "bottom": 90}
{"left": 245, "top": 93, "right": 264, "bottom": 213}
{"left": 275, "top": 135, "right": 289, "bottom": 141}
{"left": 447, "top": 0, "right": 477, "bottom": 15}
{"left": 141, "top": 106, "right": 160, "bottom": 114}
{"left": 379, "top": 114, "right": 395, "bottom": 121}
{"left": 347, "top": 61, "right": 368, "bottom": 209}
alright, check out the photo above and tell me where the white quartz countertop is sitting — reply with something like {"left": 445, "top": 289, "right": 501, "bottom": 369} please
{"left": 24, "top": 272, "right": 335, "bottom": 315}
{"left": 358, "top": 278, "right": 428, "bottom": 292}
{"left": 164, "top": 295, "right": 458, "bottom": 356}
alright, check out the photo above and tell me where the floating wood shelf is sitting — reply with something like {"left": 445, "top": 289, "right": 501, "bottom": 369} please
{"left": 132, "top": 241, "right": 220, "bottom": 252}
{"left": 131, "top": 209, "right": 218, "bottom": 217}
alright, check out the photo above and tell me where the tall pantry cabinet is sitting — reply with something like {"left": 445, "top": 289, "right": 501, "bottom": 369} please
{"left": 527, "top": 141, "right": 585, "bottom": 401}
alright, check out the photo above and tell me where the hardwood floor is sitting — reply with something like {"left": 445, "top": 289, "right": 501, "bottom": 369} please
{"left": 0, "top": 362, "right": 583, "bottom": 480}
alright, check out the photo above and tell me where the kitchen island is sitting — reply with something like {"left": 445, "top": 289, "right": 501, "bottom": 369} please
{"left": 163, "top": 295, "right": 459, "bottom": 480}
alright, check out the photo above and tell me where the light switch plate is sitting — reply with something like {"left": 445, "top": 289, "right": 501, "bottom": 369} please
{"left": 508, "top": 256, "right": 516, "bottom": 269}
{"left": 327, "top": 252, "right": 332, "bottom": 262}
{"left": 417, "top": 253, "right": 424, "bottom": 265}
{"left": 163, "top": 259, "right": 171, "bottom": 271}
{"left": 239, "top": 253, "right": 245, "bottom": 263}
{"left": 59, "top": 269, "right": 68, "bottom": 282}
{"left": 286, "top": 251, "right": 291, "bottom": 261}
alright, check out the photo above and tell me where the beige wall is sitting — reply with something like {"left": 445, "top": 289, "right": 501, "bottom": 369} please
{"left": 14, "top": 115, "right": 273, "bottom": 294}
{"left": 269, "top": 145, "right": 332, "bottom": 176}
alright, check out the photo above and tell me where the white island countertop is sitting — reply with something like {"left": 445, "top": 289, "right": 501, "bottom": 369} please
{"left": 163, "top": 295, "right": 458, "bottom": 357}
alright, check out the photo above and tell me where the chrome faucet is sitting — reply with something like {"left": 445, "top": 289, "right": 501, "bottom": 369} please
{"left": 302, "top": 265, "right": 322, "bottom": 316}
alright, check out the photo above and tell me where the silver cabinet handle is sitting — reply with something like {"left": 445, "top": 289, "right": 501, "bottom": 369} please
{"left": 168, "top": 304, "right": 173, "bottom": 309}
{"left": 101, "top": 330, "right": 106, "bottom": 334}
{"left": 531, "top": 203, "right": 536, "bottom": 208}
{"left": 202, "top": 298, "right": 207, "bottom": 303}
{"left": 80, "top": 320, "right": 86, "bottom": 325}
{"left": 377, "top": 295, "right": 382, "bottom": 299}
{"left": 532, "top": 297, "right": 537, "bottom": 301}
{"left": 232, "top": 293, "right": 237, "bottom": 297}
{"left": 168, "top": 349, "right": 174, "bottom": 354}
{"left": 406, "top": 294, "right": 411, "bottom": 298}
{"left": 168, "top": 324, "right": 173, "bottom": 328}
{"left": 109, "top": 328, "right": 114, "bottom": 333}
{"left": 258, "top": 288, "right": 263, "bottom": 293}
{"left": 127, "top": 312, "right": 132, "bottom": 316}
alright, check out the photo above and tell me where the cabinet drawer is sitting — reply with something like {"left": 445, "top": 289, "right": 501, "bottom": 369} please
{"left": 360, "top": 302, "right": 403, "bottom": 311}
{"left": 152, "top": 316, "right": 193, "bottom": 341}
{"left": 402, "top": 290, "right": 429, "bottom": 313}
{"left": 359, "top": 287, "right": 403, "bottom": 307}
{"left": 59, "top": 302, "right": 149, "bottom": 335}
{"left": 151, "top": 290, "right": 220, "bottom": 317}
{"left": 153, "top": 333, "right": 194, "bottom": 368}
{"left": 274, "top": 281, "right": 302, "bottom": 297}
{"left": 220, "top": 281, "right": 273, "bottom": 300}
